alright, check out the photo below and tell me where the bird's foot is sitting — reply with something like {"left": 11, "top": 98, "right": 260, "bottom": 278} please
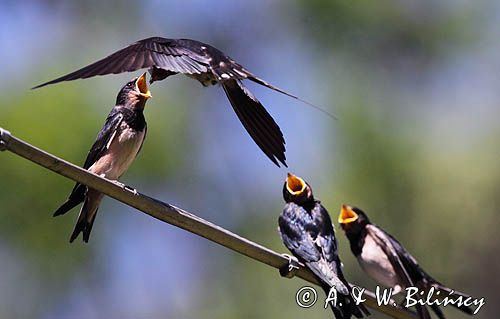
{"left": 279, "top": 254, "right": 300, "bottom": 278}
{"left": 113, "top": 180, "right": 138, "bottom": 195}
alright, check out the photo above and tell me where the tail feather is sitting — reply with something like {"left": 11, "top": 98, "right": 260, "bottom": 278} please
{"left": 69, "top": 218, "right": 87, "bottom": 243}
{"left": 53, "top": 199, "right": 82, "bottom": 217}
{"left": 69, "top": 190, "right": 103, "bottom": 243}
{"left": 53, "top": 184, "right": 86, "bottom": 217}
{"left": 322, "top": 285, "right": 348, "bottom": 319}
{"left": 435, "top": 284, "right": 474, "bottom": 315}
{"left": 416, "top": 304, "right": 432, "bottom": 319}
{"left": 429, "top": 304, "right": 445, "bottom": 319}
{"left": 82, "top": 211, "right": 98, "bottom": 243}
{"left": 69, "top": 209, "right": 98, "bottom": 243}
{"left": 247, "top": 75, "right": 338, "bottom": 120}
{"left": 322, "top": 285, "right": 368, "bottom": 319}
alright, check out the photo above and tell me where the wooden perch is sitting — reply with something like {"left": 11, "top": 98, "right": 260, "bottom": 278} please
{"left": 0, "top": 127, "right": 417, "bottom": 319}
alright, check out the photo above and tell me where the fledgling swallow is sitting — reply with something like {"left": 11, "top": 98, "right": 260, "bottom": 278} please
{"left": 279, "top": 174, "right": 369, "bottom": 319}
{"left": 338, "top": 205, "right": 474, "bottom": 319}
{"left": 31, "top": 37, "right": 328, "bottom": 167}
{"left": 53, "top": 73, "right": 151, "bottom": 243}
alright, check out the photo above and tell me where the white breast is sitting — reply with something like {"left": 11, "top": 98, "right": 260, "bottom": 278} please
{"left": 89, "top": 123, "right": 145, "bottom": 180}
{"left": 358, "top": 234, "right": 402, "bottom": 289}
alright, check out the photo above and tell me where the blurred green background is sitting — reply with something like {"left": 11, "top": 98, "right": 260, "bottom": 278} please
{"left": 0, "top": 0, "right": 498, "bottom": 318}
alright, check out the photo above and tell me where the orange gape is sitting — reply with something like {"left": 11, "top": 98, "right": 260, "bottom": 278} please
{"left": 286, "top": 173, "right": 305, "bottom": 194}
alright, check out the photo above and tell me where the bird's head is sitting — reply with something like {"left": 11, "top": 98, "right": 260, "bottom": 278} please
{"left": 116, "top": 72, "right": 152, "bottom": 108}
{"left": 338, "top": 204, "right": 370, "bottom": 235}
{"left": 283, "top": 173, "right": 314, "bottom": 204}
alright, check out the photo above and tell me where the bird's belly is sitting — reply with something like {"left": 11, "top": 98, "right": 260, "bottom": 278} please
{"left": 358, "top": 237, "right": 401, "bottom": 289}
{"left": 89, "top": 128, "right": 145, "bottom": 180}
{"left": 186, "top": 73, "right": 218, "bottom": 86}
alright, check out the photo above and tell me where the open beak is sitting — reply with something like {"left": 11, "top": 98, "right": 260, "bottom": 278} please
{"left": 136, "top": 72, "right": 152, "bottom": 99}
{"left": 338, "top": 204, "right": 359, "bottom": 224}
{"left": 286, "top": 173, "right": 306, "bottom": 195}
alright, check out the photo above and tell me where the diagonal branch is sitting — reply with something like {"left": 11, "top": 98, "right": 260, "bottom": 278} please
{"left": 0, "top": 127, "right": 417, "bottom": 319}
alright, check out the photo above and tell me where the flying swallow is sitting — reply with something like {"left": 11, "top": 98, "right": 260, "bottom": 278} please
{"left": 279, "top": 173, "right": 368, "bottom": 319}
{"left": 338, "top": 205, "right": 474, "bottom": 319}
{"left": 53, "top": 73, "right": 151, "bottom": 243}
{"left": 30, "top": 37, "right": 327, "bottom": 167}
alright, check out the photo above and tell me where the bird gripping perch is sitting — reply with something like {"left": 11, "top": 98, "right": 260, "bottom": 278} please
{"left": 0, "top": 127, "right": 417, "bottom": 319}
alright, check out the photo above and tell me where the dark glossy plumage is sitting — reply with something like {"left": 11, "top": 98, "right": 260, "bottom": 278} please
{"left": 279, "top": 175, "right": 368, "bottom": 319}
{"left": 53, "top": 75, "right": 149, "bottom": 243}
{"left": 32, "top": 37, "right": 299, "bottom": 166}
{"left": 280, "top": 202, "right": 349, "bottom": 293}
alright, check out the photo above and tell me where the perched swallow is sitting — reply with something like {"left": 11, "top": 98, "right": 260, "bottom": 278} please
{"left": 338, "top": 205, "right": 474, "bottom": 319}
{"left": 30, "top": 37, "right": 325, "bottom": 167}
{"left": 53, "top": 73, "right": 151, "bottom": 243}
{"left": 279, "top": 173, "right": 368, "bottom": 319}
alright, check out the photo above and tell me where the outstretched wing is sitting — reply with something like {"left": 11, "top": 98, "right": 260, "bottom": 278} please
{"left": 33, "top": 37, "right": 324, "bottom": 117}
{"left": 33, "top": 37, "right": 210, "bottom": 88}
{"left": 222, "top": 79, "right": 286, "bottom": 167}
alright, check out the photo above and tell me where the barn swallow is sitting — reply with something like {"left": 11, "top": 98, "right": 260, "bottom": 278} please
{"left": 53, "top": 73, "right": 151, "bottom": 243}
{"left": 279, "top": 174, "right": 368, "bottom": 319}
{"left": 338, "top": 205, "right": 474, "bottom": 319}
{"left": 30, "top": 37, "right": 328, "bottom": 167}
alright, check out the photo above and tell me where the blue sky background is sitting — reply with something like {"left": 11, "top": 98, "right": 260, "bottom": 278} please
{"left": 1, "top": 1, "right": 499, "bottom": 318}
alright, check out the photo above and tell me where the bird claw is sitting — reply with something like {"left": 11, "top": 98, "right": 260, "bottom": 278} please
{"left": 113, "top": 180, "right": 138, "bottom": 195}
{"left": 279, "top": 254, "right": 300, "bottom": 278}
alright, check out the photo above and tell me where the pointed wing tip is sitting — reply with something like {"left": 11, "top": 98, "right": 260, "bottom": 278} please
{"left": 32, "top": 77, "right": 67, "bottom": 89}
{"left": 264, "top": 150, "right": 287, "bottom": 168}
{"left": 266, "top": 151, "right": 287, "bottom": 168}
{"left": 279, "top": 158, "right": 288, "bottom": 168}
{"left": 31, "top": 84, "right": 44, "bottom": 90}
{"left": 269, "top": 156, "right": 287, "bottom": 168}
{"left": 31, "top": 81, "right": 55, "bottom": 90}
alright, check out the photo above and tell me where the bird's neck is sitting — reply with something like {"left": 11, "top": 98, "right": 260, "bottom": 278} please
{"left": 120, "top": 106, "right": 146, "bottom": 131}
{"left": 347, "top": 228, "right": 366, "bottom": 256}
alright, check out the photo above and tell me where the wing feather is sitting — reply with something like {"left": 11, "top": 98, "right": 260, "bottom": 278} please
{"left": 53, "top": 109, "right": 124, "bottom": 218}
{"left": 32, "top": 37, "right": 209, "bottom": 88}
{"left": 366, "top": 225, "right": 431, "bottom": 319}
{"left": 83, "top": 109, "right": 124, "bottom": 169}
{"left": 222, "top": 80, "right": 286, "bottom": 167}
{"left": 279, "top": 205, "right": 321, "bottom": 261}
